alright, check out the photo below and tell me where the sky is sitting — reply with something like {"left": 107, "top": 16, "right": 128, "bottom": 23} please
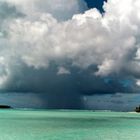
{"left": 0, "top": 0, "right": 140, "bottom": 110}
{"left": 86, "top": 0, "right": 106, "bottom": 11}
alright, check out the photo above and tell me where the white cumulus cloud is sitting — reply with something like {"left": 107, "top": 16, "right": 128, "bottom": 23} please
{"left": 0, "top": 0, "right": 140, "bottom": 92}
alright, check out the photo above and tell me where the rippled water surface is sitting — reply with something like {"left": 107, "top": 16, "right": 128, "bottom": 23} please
{"left": 0, "top": 110, "right": 140, "bottom": 140}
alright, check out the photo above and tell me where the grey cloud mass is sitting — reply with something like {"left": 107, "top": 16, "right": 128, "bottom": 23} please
{"left": 0, "top": 0, "right": 140, "bottom": 108}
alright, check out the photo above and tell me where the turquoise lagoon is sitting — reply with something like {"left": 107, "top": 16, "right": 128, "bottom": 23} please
{"left": 0, "top": 110, "right": 140, "bottom": 140}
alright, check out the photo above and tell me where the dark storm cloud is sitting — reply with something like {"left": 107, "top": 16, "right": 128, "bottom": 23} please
{"left": 0, "top": 0, "right": 140, "bottom": 109}
{"left": 1, "top": 62, "right": 137, "bottom": 108}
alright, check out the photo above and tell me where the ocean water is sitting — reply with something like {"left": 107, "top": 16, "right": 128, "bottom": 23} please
{"left": 0, "top": 110, "right": 140, "bottom": 140}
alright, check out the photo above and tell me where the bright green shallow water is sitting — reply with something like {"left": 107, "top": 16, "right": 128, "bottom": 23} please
{"left": 0, "top": 110, "right": 140, "bottom": 140}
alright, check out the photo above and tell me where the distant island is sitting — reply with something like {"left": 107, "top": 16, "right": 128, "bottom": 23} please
{"left": 135, "top": 106, "right": 140, "bottom": 113}
{"left": 0, "top": 105, "right": 12, "bottom": 109}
